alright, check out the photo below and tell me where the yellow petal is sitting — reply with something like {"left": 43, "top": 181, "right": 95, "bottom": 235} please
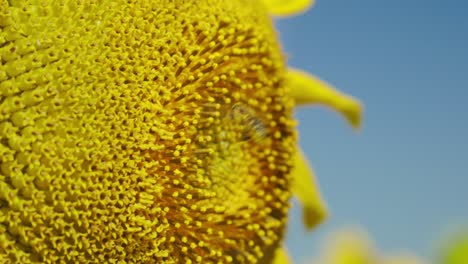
{"left": 286, "top": 68, "right": 363, "bottom": 129}
{"left": 272, "top": 246, "right": 291, "bottom": 264}
{"left": 262, "top": 0, "right": 315, "bottom": 16}
{"left": 291, "top": 149, "right": 327, "bottom": 229}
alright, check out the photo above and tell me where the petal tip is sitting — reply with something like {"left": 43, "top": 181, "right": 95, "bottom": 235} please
{"left": 341, "top": 97, "right": 363, "bottom": 130}
{"left": 304, "top": 203, "right": 328, "bottom": 230}
{"left": 263, "top": 0, "right": 315, "bottom": 17}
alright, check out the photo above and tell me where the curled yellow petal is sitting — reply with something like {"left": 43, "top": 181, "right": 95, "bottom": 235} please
{"left": 291, "top": 150, "right": 327, "bottom": 229}
{"left": 286, "top": 68, "right": 363, "bottom": 129}
{"left": 262, "top": 0, "right": 315, "bottom": 16}
{"left": 272, "top": 247, "right": 291, "bottom": 264}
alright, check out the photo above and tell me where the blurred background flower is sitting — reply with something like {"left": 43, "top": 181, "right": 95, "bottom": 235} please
{"left": 438, "top": 229, "right": 468, "bottom": 264}
{"left": 308, "top": 227, "right": 426, "bottom": 264}
{"left": 294, "top": 227, "right": 468, "bottom": 264}
{"left": 275, "top": 0, "right": 468, "bottom": 263}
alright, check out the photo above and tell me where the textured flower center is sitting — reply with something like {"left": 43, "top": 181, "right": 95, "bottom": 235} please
{"left": 0, "top": 1, "right": 296, "bottom": 263}
{"left": 197, "top": 103, "right": 268, "bottom": 208}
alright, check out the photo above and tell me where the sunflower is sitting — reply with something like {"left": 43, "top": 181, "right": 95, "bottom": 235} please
{"left": 0, "top": 0, "right": 360, "bottom": 263}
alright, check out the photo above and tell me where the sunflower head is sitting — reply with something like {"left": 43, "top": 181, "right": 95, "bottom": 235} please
{"left": 0, "top": 0, "right": 298, "bottom": 262}
{"left": 0, "top": 0, "right": 364, "bottom": 262}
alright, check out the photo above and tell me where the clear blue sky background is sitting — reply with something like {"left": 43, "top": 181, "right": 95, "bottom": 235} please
{"left": 276, "top": 0, "right": 468, "bottom": 263}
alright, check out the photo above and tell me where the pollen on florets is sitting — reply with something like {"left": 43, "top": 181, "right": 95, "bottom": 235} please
{"left": 0, "top": 0, "right": 296, "bottom": 263}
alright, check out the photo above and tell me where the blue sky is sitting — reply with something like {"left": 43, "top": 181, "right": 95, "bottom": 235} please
{"left": 276, "top": 0, "right": 468, "bottom": 262}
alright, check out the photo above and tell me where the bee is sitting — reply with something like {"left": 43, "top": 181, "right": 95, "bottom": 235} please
{"left": 228, "top": 103, "right": 267, "bottom": 142}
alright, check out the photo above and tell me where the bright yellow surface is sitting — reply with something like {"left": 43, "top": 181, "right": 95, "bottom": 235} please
{"left": 0, "top": 1, "right": 298, "bottom": 262}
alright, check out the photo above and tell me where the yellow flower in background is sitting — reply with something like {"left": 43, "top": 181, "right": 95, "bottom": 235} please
{"left": 309, "top": 228, "right": 426, "bottom": 264}
{"left": 439, "top": 230, "right": 468, "bottom": 264}
{"left": 0, "top": 0, "right": 360, "bottom": 263}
